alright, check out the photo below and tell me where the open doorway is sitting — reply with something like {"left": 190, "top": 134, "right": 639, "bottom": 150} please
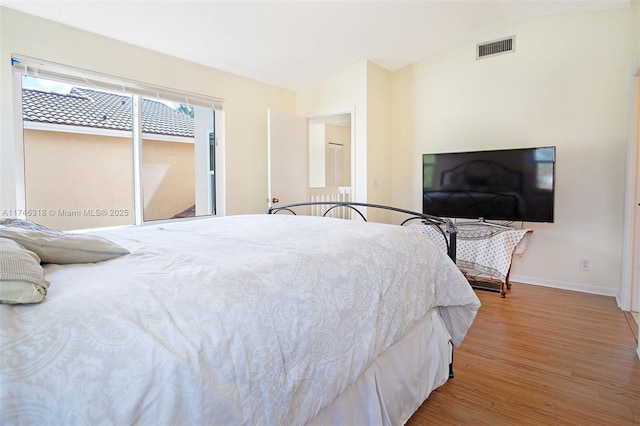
{"left": 308, "top": 112, "right": 352, "bottom": 216}
{"left": 267, "top": 108, "right": 354, "bottom": 216}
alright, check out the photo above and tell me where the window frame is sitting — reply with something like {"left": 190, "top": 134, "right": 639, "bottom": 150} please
{"left": 11, "top": 56, "right": 225, "bottom": 227}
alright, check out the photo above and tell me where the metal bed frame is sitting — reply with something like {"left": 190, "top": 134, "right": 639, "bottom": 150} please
{"left": 268, "top": 201, "right": 459, "bottom": 379}
{"left": 267, "top": 201, "right": 457, "bottom": 265}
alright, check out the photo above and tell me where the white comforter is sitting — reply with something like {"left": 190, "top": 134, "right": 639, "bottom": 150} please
{"left": 0, "top": 214, "right": 479, "bottom": 425}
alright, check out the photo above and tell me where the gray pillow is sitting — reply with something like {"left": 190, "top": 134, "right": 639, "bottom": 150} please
{"left": 0, "top": 218, "right": 129, "bottom": 264}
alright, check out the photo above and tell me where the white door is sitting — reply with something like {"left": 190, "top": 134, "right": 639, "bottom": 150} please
{"left": 267, "top": 109, "right": 308, "bottom": 209}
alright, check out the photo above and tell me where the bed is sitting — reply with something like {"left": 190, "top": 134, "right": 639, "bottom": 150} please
{"left": 0, "top": 204, "right": 480, "bottom": 425}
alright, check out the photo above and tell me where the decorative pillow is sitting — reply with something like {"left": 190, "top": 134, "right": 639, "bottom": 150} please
{"left": 0, "top": 218, "right": 129, "bottom": 264}
{"left": 0, "top": 238, "right": 49, "bottom": 304}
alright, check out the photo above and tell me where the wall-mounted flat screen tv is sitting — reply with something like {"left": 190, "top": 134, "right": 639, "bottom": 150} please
{"left": 422, "top": 146, "right": 556, "bottom": 223}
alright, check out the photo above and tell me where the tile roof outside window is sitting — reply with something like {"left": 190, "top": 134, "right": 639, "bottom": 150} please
{"left": 22, "top": 87, "right": 194, "bottom": 138}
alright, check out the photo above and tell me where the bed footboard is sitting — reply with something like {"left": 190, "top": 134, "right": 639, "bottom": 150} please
{"left": 267, "top": 201, "right": 457, "bottom": 262}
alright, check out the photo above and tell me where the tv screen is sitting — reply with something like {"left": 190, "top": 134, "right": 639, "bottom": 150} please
{"left": 422, "top": 146, "right": 555, "bottom": 223}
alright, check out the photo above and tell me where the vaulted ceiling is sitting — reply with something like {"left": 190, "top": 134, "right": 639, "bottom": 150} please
{"left": 1, "top": 0, "right": 630, "bottom": 91}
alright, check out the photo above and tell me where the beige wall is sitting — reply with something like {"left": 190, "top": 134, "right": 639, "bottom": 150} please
{"left": 308, "top": 123, "right": 325, "bottom": 187}
{"left": 366, "top": 62, "right": 392, "bottom": 223}
{"left": 23, "top": 129, "right": 196, "bottom": 230}
{"left": 142, "top": 139, "right": 195, "bottom": 221}
{"left": 324, "top": 123, "right": 351, "bottom": 187}
{"left": 0, "top": 7, "right": 295, "bottom": 216}
{"left": 636, "top": 0, "right": 640, "bottom": 59}
{"left": 391, "top": 6, "right": 639, "bottom": 296}
{"left": 23, "top": 129, "right": 135, "bottom": 230}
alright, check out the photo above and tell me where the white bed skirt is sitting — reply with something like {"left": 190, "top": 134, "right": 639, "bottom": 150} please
{"left": 309, "top": 309, "right": 452, "bottom": 425}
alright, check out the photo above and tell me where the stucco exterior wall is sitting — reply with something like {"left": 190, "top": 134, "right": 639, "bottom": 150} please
{"left": 23, "top": 129, "right": 194, "bottom": 230}
{"left": 142, "top": 139, "right": 195, "bottom": 221}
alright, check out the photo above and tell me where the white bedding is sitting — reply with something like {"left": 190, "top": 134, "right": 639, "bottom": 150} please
{"left": 0, "top": 214, "right": 480, "bottom": 425}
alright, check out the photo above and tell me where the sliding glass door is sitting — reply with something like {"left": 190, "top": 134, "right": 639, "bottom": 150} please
{"left": 17, "top": 73, "right": 218, "bottom": 230}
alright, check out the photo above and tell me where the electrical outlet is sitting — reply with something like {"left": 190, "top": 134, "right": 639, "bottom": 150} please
{"left": 579, "top": 257, "right": 591, "bottom": 271}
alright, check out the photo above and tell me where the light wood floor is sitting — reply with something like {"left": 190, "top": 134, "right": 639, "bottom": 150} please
{"left": 407, "top": 283, "right": 640, "bottom": 425}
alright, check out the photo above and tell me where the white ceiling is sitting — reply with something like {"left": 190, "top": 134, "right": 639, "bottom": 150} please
{"left": 1, "top": 0, "right": 631, "bottom": 91}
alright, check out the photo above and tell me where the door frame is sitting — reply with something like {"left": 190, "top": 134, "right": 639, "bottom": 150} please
{"left": 620, "top": 61, "right": 640, "bottom": 360}
{"left": 621, "top": 64, "right": 640, "bottom": 311}
{"left": 306, "top": 106, "right": 356, "bottom": 202}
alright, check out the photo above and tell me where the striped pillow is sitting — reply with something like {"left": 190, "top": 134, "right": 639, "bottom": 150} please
{"left": 0, "top": 219, "right": 129, "bottom": 264}
{"left": 0, "top": 237, "right": 49, "bottom": 304}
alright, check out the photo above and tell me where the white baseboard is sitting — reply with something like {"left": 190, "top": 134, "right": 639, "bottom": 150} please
{"left": 508, "top": 274, "right": 619, "bottom": 298}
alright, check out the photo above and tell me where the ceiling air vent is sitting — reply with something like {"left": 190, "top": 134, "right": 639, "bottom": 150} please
{"left": 477, "top": 36, "right": 515, "bottom": 60}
